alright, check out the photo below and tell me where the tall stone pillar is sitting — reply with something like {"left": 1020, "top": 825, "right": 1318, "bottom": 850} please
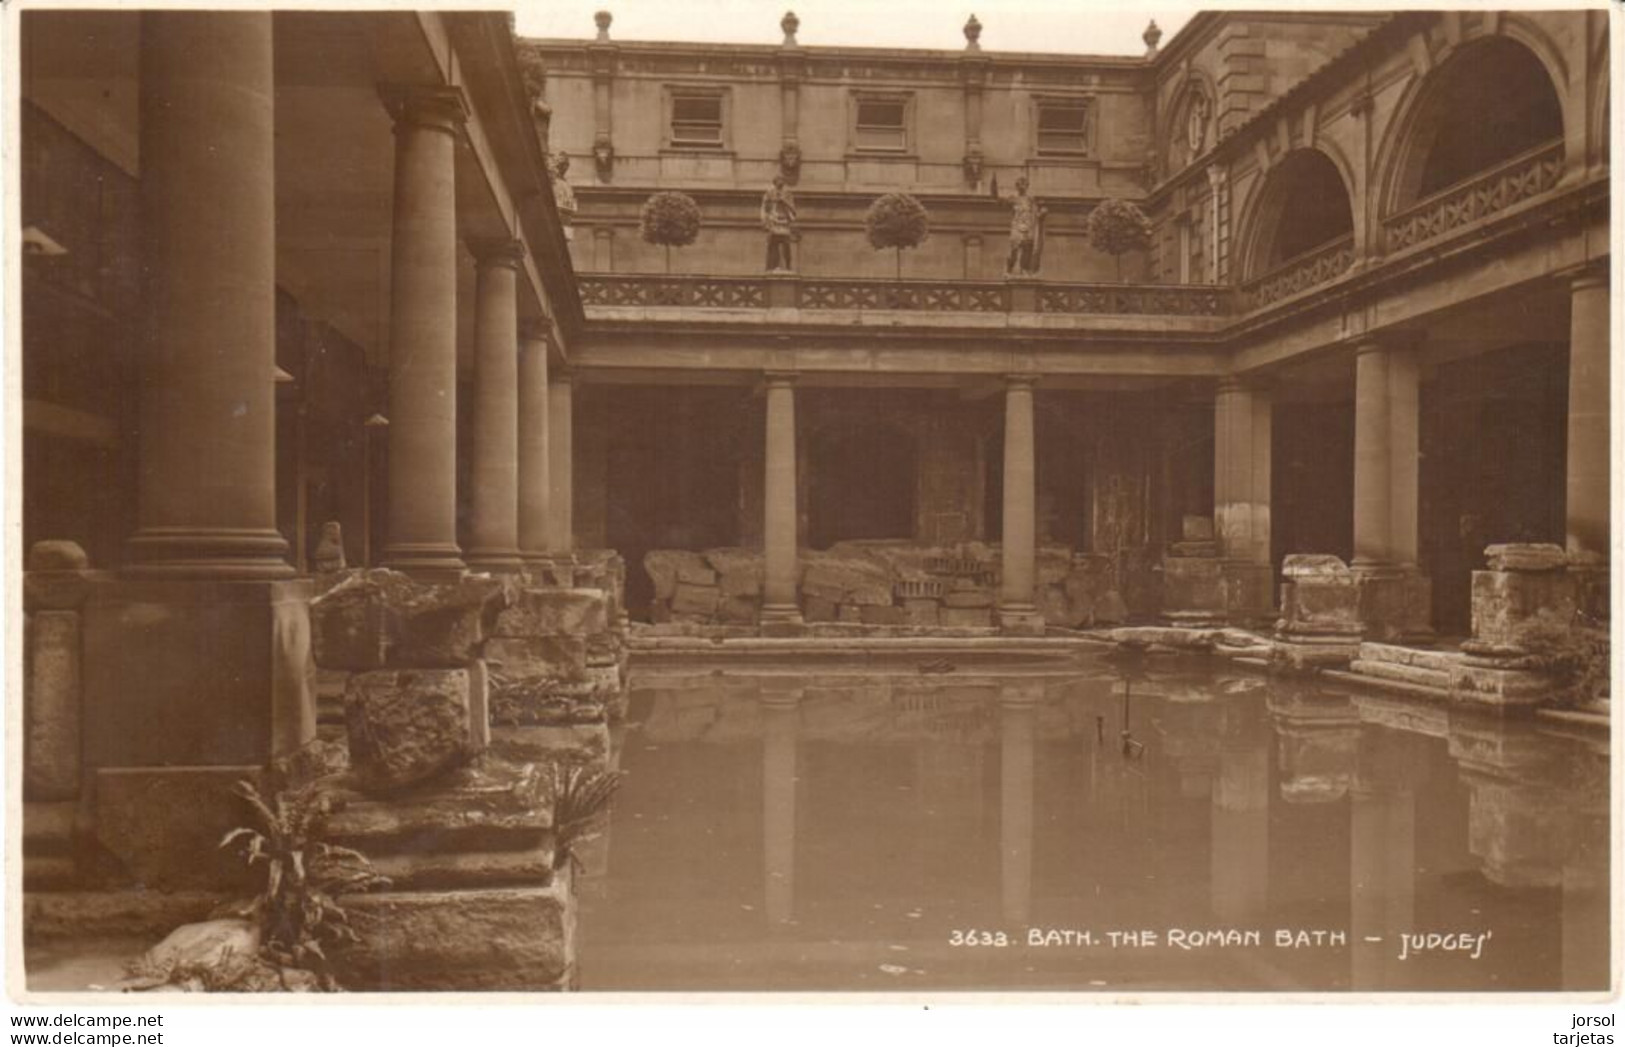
{"left": 1350, "top": 339, "right": 1430, "bottom": 640}
{"left": 1565, "top": 267, "right": 1610, "bottom": 617}
{"left": 518, "top": 323, "right": 553, "bottom": 566}
{"left": 381, "top": 86, "right": 469, "bottom": 580}
{"left": 1213, "top": 377, "right": 1274, "bottom": 619}
{"left": 760, "top": 372, "right": 803, "bottom": 633}
{"left": 466, "top": 239, "right": 525, "bottom": 573}
{"left": 127, "top": 11, "right": 288, "bottom": 579}
{"left": 1351, "top": 344, "right": 1392, "bottom": 570}
{"left": 547, "top": 372, "right": 574, "bottom": 555}
{"left": 999, "top": 375, "right": 1042, "bottom": 634}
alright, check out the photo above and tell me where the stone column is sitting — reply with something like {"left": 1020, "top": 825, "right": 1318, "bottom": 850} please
{"left": 1565, "top": 268, "right": 1610, "bottom": 565}
{"left": 466, "top": 239, "right": 526, "bottom": 573}
{"left": 518, "top": 323, "right": 553, "bottom": 566}
{"left": 547, "top": 372, "right": 574, "bottom": 555}
{"left": 760, "top": 372, "right": 803, "bottom": 632}
{"left": 1214, "top": 377, "right": 1274, "bottom": 619}
{"left": 999, "top": 375, "right": 1042, "bottom": 634}
{"left": 127, "top": 12, "right": 289, "bottom": 579}
{"left": 381, "top": 86, "right": 469, "bottom": 580}
{"left": 1351, "top": 343, "right": 1392, "bottom": 570}
{"left": 1351, "top": 339, "right": 1430, "bottom": 639}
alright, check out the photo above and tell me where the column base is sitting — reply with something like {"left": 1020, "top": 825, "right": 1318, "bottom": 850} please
{"left": 125, "top": 526, "right": 294, "bottom": 580}
{"left": 382, "top": 542, "right": 468, "bottom": 584}
{"left": 1351, "top": 565, "right": 1433, "bottom": 644}
{"left": 466, "top": 548, "right": 527, "bottom": 575}
{"left": 759, "top": 603, "right": 806, "bottom": 637}
{"left": 998, "top": 604, "right": 1045, "bottom": 637}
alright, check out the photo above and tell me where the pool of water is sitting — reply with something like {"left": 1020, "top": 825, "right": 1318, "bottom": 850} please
{"left": 577, "top": 654, "right": 1609, "bottom": 993}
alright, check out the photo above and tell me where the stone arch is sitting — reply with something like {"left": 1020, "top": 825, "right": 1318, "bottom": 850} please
{"left": 1376, "top": 29, "right": 1568, "bottom": 218}
{"left": 1235, "top": 147, "right": 1356, "bottom": 281}
{"left": 1162, "top": 70, "right": 1219, "bottom": 176}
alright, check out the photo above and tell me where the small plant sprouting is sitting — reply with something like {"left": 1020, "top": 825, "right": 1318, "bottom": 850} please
{"left": 553, "top": 765, "right": 624, "bottom": 875}
{"left": 220, "top": 779, "right": 391, "bottom": 989}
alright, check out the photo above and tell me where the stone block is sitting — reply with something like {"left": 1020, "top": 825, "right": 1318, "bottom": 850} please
{"left": 1218, "top": 560, "right": 1276, "bottom": 622}
{"left": 489, "top": 675, "right": 573, "bottom": 727}
{"left": 1484, "top": 543, "right": 1568, "bottom": 572}
{"left": 670, "top": 582, "right": 721, "bottom": 617}
{"left": 310, "top": 570, "right": 507, "bottom": 671}
{"left": 837, "top": 603, "right": 863, "bottom": 623}
{"left": 26, "top": 610, "right": 81, "bottom": 801}
{"left": 1036, "top": 549, "right": 1073, "bottom": 585}
{"left": 1470, "top": 569, "right": 1577, "bottom": 648}
{"left": 717, "top": 595, "right": 759, "bottom": 624}
{"left": 28, "top": 540, "right": 90, "bottom": 572}
{"left": 1161, "top": 556, "right": 1224, "bottom": 622}
{"left": 705, "top": 547, "right": 764, "bottom": 597}
{"left": 801, "top": 556, "right": 893, "bottom": 606}
{"left": 902, "top": 598, "right": 940, "bottom": 627}
{"left": 345, "top": 669, "right": 473, "bottom": 792}
{"left": 95, "top": 766, "right": 264, "bottom": 891}
{"left": 490, "top": 722, "right": 611, "bottom": 768}
{"left": 860, "top": 604, "right": 906, "bottom": 626}
{"left": 83, "top": 579, "right": 315, "bottom": 769}
{"left": 676, "top": 562, "right": 718, "bottom": 587}
{"left": 333, "top": 882, "right": 574, "bottom": 991}
{"left": 483, "top": 635, "right": 587, "bottom": 680}
{"left": 1095, "top": 590, "right": 1129, "bottom": 625}
{"left": 1038, "top": 584, "right": 1083, "bottom": 629}
{"left": 325, "top": 755, "right": 553, "bottom": 850}
{"left": 492, "top": 588, "right": 608, "bottom": 638}
{"left": 942, "top": 587, "right": 993, "bottom": 609}
{"left": 643, "top": 550, "right": 709, "bottom": 601}
{"left": 803, "top": 595, "right": 837, "bottom": 623}
{"left": 1282, "top": 554, "right": 1352, "bottom": 580}
{"left": 940, "top": 606, "right": 991, "bottom": 628}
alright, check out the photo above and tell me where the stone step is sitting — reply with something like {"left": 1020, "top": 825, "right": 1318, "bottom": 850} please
{"left": 1358, "top": 642, "right": 1460, "bottom": 674}
{"left": 1347, "top": 658, "right": 1452, "bottom": 691}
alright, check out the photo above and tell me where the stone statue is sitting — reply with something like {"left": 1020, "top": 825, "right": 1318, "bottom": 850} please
{"left": 761, "top": 175, "right": 798, "bottom": 273}
{"left": 550, "top": 154, "right": 577, "bottom": 241}
{"left": 314, "top": 520, "right": 346, "bottom": 573}
{"left": 1004, "top": 176, "right": 1047, "bottom": 276}
{"left": 1186, "top": 89, "right": 1210, "bottom": 155}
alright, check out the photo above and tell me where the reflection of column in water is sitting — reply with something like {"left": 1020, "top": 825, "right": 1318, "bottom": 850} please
{"left": 1562, "top": 805, "right": 1609, "bottom": 990}
{"left": 1211, "top": 704, "right": 1269, "bottom": 924}
{"left": 1350, "top": 729, "right": 1416, "bottom": 991}
{"left": 1000, "top": 684, "right": 1039, "bottom": 926}
{"left": 761, "top": 687, "right": 801, "bottom": 924}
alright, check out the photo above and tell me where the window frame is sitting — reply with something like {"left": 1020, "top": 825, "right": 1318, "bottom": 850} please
{"left": 848, "top": 91, "right": 914, "bottom": 156}
{"left": 1031, "top": 95, "right": 1092, "bottom": 159}
{"left": 662, "top": 85, "right": 731, "bottom": 153}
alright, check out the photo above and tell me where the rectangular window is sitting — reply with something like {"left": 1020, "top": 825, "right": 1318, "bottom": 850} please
{"left": 670, "top": 92, "right": 724, "bottom": 149}
{"left": 854, "top": 97, "right": 908, "bottom": 153}
{"left": 1036, "top": 100, "right": 1089, "bottom": 156}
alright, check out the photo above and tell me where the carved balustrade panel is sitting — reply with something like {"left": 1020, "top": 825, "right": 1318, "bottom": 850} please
{"left": 1038, "top": 284, "right": 1230, "bottom": 316}
{"left": 1241, "top": 236, "right": 1355, "bottom": 311}
{"left": 1383, "top": 140, "right": 1565, "bottom": 253}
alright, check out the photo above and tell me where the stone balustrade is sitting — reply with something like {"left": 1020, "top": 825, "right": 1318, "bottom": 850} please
{"left": 1383, "top": 138, "right": 1565, "bottom": 254}
{"left": 1240, "top": 235, "right": 1355, "bottom": 310}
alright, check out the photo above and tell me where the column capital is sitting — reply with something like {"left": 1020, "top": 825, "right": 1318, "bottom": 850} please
{"left": 1004, "top": 373, "right": 1039, "bottom": 389}
{"left": 469, "top": 236, "right": 527, "bottom": 271}
{"left": 763, "top": 369, "right": 799, "bottom": 388}
{"left": 1217, "top": 374, "right": 1273, "bottom": 395}
{"left": 1558, "top": 260, "right": 1609, "bottom": 291}
{"left": 381, "top": 84, "right": 470, "bottom": 136}
{"left": 1352, "top": 332, "right": 1423, "bottom": 359}
{"left": 518, "top": 317, "right": 552, "bottom": 345}
{"left": 552, "top": 368, "right": 575, "bottom": 386}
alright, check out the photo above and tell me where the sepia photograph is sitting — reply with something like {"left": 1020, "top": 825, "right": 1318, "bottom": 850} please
{"left": 3, "top": 0, "right": 1617, "bottom": 1025}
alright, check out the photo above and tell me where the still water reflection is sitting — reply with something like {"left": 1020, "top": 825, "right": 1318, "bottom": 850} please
{"left": 578, "top": 656, "right": 1609, "bottom": 992}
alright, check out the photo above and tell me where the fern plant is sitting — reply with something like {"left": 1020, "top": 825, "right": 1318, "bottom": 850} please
{"left": 220, "top": 779, "right": 391, "bottom": 989}
{"left": 553, "top": 765, "right": 623, "bottom": 875}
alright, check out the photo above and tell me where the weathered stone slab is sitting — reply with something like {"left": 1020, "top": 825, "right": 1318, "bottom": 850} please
{"left": 942, "top": 588, "right": 993, "bottom": 609}
{"left": 705, "top": 547, "right": 764, "bottom": 597}
{"left": 26, "top": 610, "right": 81, "bottom": 801}
{"left": 333, "top": 882, "right": 574, "bottom": 991}
{"left": 803, "top": 596, "right": 837, "bottom": 623}
{"left": 490, "top": 723, "right": 611, "bottom": 768}
{"left": 717, "top": 595, "right": 758, "bottom": 624}
{"left": 1282, "top": 554, "right": 1351, "bottom": 579}
{"left": 1484, "top": 543, "right": 1568, "bottom": 573}
{"left": 138, "top": 918, "right": 260, "bottom": 976}
{"left": 326, "top": 754, "right": 552, "bottom": 851}
{"left": 1470, "top": 569, "right": 1577, "bottom": 648}
{"left": 483, "top": 635, "right": 587, "bottom": 680}
{"left": 670, "top": 582, "right": 721, "bottom": 617}
{"left": 492, "top": 588, "right": 608, "bottom": 638}
{"left": 801, "top": 556, "right": 892, "bottom": 606}
{"left": 95, "top": 766, "right": 264, "bottom": 891}
{"left": 940, "top": 607, "right": 991, "bottom": 628}
{"left": 902, "top": 598, "right": 940, "bottom": 627}
{"left": 345, "top": 669, "right": 472, "bottom": 792}
{"left": 311, "top": 570, "right": 507, "bottom": 671}
{"left": 643, "top": 550, "right": 709, "bottom": 601}
{"left": 860, "top": 604, "right": 906, "bottom": 626}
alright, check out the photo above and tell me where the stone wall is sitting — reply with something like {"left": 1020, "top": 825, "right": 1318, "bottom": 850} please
{"left": 643, "top": 540, "right": 1133, "bottom": 631}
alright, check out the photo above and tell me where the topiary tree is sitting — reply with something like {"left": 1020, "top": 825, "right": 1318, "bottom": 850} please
{"left": 639, "top": 191, "right": 702, "bottom": 273}
{"left": 865, "top": 192, "right": 930, "bottom": 280}
{"left": 1085, "top": 197, "right": 1153, "bottom": 282}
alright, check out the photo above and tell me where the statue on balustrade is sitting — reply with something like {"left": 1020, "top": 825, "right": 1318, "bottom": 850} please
{"left": 1005, "top": 176, "right": 1048, "bottom": 276}
{"left": 761, "top": 175, "right": 799, "bottom": 273}
{"left": 550, "top": 154, "right": 578, "bottom": 242}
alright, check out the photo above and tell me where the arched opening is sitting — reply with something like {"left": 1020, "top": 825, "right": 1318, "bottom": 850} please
{"left": 808, "top": 422, "right": 917, "bottom": 549}
{"left": 1247, "top": 149, "right": 1354, "bottom": 277}
{"left": 1398, "top": 36, "right": 1565, "bottom": 206}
